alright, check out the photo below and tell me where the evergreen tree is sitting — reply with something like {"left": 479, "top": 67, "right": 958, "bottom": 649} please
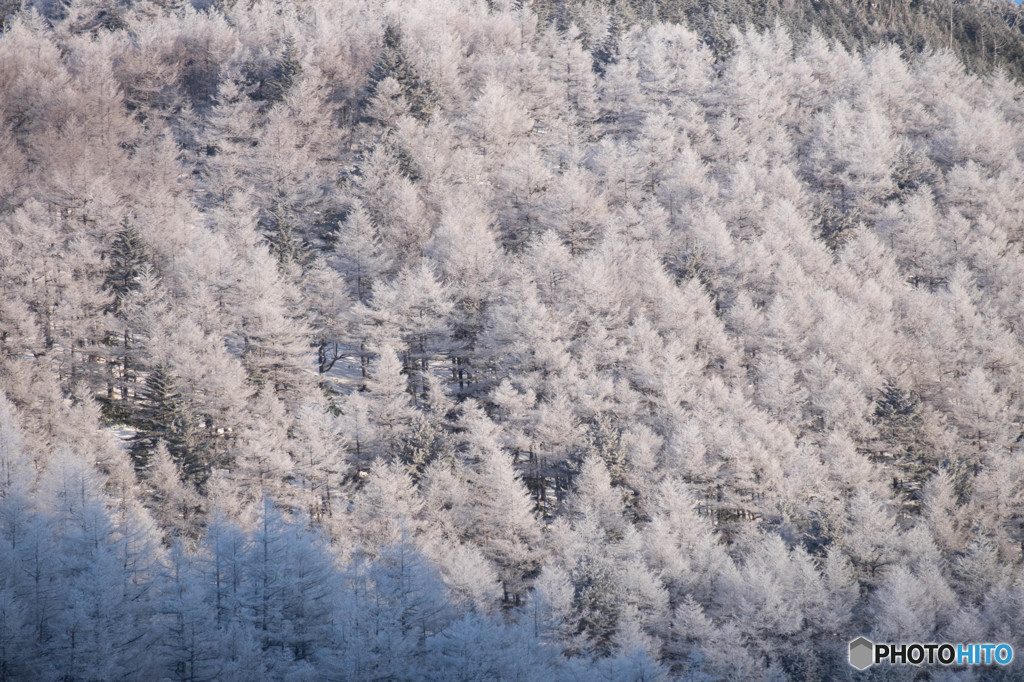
{"left": 253, "top": 36, "right": 302, "bottom": 105}
{"left": 131, "top": 366, "right": 209, "bottom": 482}
{"left": 366, "top": 25, "right": 437, "bottom": 122}
{"left": 872, "top": 377, "right": 933, "bottom": 511}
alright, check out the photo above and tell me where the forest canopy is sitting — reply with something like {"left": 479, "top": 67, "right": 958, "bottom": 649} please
{"left": 2, "top": 0, "right": 1024, "bottom": 679}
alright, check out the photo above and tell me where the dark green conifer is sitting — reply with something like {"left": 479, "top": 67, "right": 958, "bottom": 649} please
{"left": 256, "top": 35, "right": 302, "bottom": 104}
{"left": 131, "top": 366, "right": 210, "bottom": 483}
{"left": 872, "top": 377, "right": 934, "bottom": 512}
{"left": 366, "top": 25, "right": 438, "bottom": 122}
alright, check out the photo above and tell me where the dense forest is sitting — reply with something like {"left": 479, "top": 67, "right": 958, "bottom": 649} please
{"left": 537, "top": 0, "right": 1024, "bottom": 82}
{"left": 3, "top": 0, "right": 1024, "bottom": 679}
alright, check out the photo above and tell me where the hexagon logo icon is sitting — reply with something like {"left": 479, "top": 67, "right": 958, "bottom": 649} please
{"left": 849, "top": 637, "right": 874, "bottom": 670}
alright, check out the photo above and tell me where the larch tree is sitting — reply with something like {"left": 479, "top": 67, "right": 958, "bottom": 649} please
{"left": 456, "top": 401, "right": 542, "bottom": 606}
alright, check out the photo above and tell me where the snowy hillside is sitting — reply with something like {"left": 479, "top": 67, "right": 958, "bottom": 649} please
{"left": 3, "top": 0, "right": 1024, "bottom": 679}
